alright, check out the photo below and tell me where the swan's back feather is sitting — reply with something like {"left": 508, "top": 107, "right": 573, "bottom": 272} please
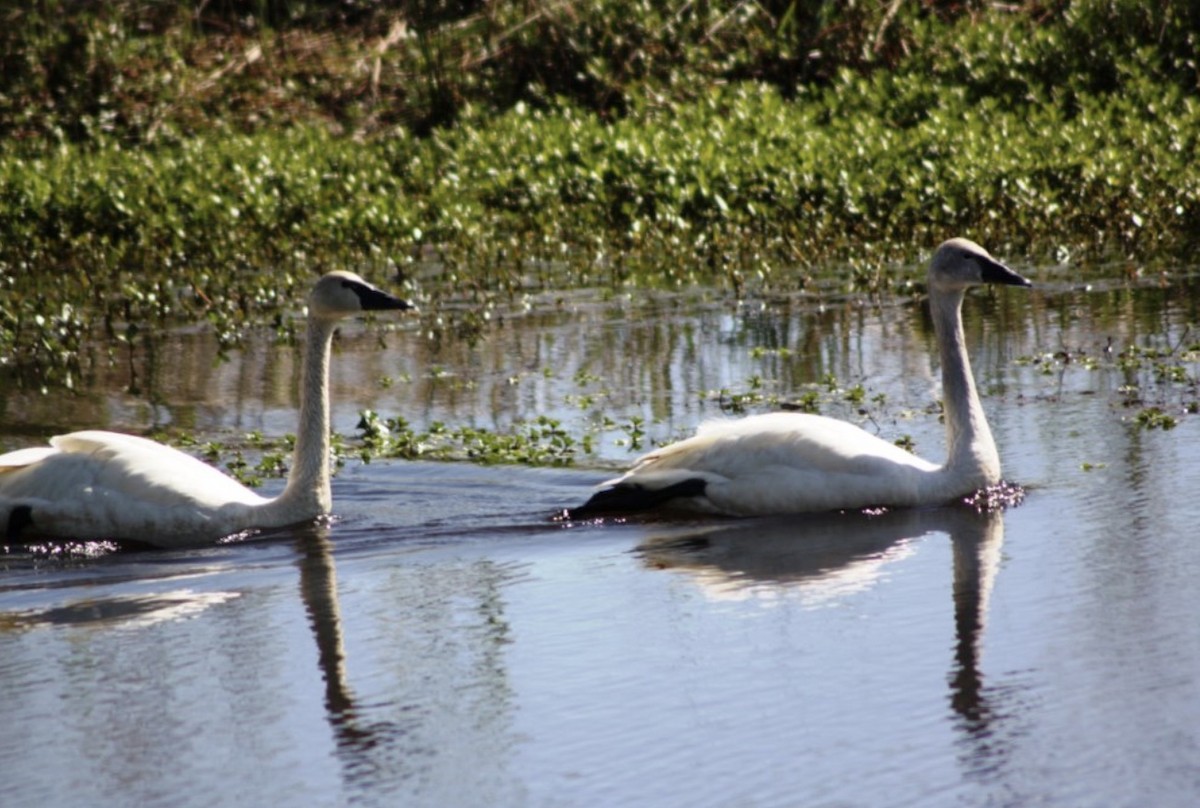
{"left": 49, "top": 431, "right": 265, "bottom": 508}
{"left": 0, "top": 446, "right": 58, "bottom": 469}
{"left": 631, "top": 413, "right": 936, "bottom": 478}
{"left": 596, "top": 413, "right": 942, "bottom": 516}
{"left": 1, "top": 430, "right": 268, "bottom": 543}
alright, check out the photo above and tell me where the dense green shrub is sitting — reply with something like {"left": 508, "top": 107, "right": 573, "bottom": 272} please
{"left": 1, "top": 1, "right": 1199, "bottom": 388}
{"left": 3, "top": 1, "right": 1197, "bottom": 143}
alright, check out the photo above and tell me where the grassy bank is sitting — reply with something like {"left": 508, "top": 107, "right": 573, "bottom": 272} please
{"left": 2, "top": 1, "right": 1199, "bottom": 387}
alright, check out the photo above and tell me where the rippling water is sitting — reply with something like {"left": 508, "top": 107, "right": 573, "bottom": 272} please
{"left": 3, "top": 268, "right": 1200, "bottom": 806}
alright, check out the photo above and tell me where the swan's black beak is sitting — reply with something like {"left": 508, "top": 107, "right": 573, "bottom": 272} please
{"left": 347, "top": 281, "right": 416, "bottom": 312}
{"left": 981, "top": 258, "right": 1033, "bottom": 288}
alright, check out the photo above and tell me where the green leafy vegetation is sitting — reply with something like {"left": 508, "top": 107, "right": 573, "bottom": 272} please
{"left": 2, "top": 0, "right": 1199, "bottom": 394}
{"left": 1132, "top": 406, "right": 1179, "bottom": 431}
{"left": 356, "top": 409, "right": 581, "bottom": 466}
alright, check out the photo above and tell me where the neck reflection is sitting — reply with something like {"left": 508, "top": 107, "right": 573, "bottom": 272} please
{"left": 636, "top": 503, "right": 1012, "bottom": 775}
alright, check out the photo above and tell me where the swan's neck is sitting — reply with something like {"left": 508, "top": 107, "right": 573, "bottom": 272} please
{"left": 932, "top": 290, "right": 1001, "bottom": 486}
{"left": 271, "top": 318, "right": 336, "bottom": 518}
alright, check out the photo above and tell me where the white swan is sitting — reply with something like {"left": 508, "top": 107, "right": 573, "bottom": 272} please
{"left": 570, "top": 238, "right": 1031, "bottom": 518}
{"left": 1, "top": 271, "right": 412, "bottom": 547}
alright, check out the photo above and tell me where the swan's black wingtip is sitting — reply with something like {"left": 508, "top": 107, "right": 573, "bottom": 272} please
{"left": 5, "top": 504, "right": 33, "bottom": 541}
{"left": 564, "top": 478, "right": 708, "bottom": 520}
{"left": 561, "top": 488, "right": 627, "bottom": 520}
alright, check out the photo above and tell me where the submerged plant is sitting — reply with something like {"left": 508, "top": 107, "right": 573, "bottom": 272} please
{"left": 1132, "top": 406, "right": 1178, "bottom": 430}
{"left": 354, "top": 409, "right": 585, "bottom": 466}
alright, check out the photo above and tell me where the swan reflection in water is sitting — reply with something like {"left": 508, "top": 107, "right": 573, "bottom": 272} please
{"left": 293, "top": 524, "right": 418, "bottom": 783}
{"left": 293, "top": 524, "right": 520, "bottom": 800}
{"left": 295, "top": 524, "right": 357, "bottom": 723}
{"left": 635, "top": 503, "right": 1006, "bottom": 733}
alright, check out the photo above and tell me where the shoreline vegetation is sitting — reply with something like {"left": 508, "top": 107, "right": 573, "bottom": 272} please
{"left": 2, "top": 0, "right": 1199, "bottom": 390}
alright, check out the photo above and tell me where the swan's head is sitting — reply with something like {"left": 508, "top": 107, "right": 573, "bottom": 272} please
{"left": 308, "top": 271, "right": 414, "bottom": 320}
{"left": 929, "top": 238, "right": 1032, "bottom": 292}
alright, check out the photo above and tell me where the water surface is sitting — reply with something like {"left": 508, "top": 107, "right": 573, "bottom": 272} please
{"left": 3, "top": 267, "right": 1200, "bottom": 807}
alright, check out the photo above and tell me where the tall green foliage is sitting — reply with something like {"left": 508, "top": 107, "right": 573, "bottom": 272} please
{"left": 1, "top": 1, "right": 1198, "bottom": 389}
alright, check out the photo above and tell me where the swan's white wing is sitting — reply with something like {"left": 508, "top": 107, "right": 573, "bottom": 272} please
{"left": 626, "top": 413, "right": 936, "bottom": 479}
{"left": 47, "top": 431, "right": 265, "bottom": 508}
{"left": 593, "top": 412, "right": 940, "bottom": 516}
{"left": 0, "top": 446, "right": 58, "bottom": 469}
{"left": 1, "top": 430, "right": 267, "bottom": 542}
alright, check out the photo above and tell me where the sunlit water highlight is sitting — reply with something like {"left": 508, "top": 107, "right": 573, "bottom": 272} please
{"left": 3, "top": 269, "right": 1200, "bottom": 806}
